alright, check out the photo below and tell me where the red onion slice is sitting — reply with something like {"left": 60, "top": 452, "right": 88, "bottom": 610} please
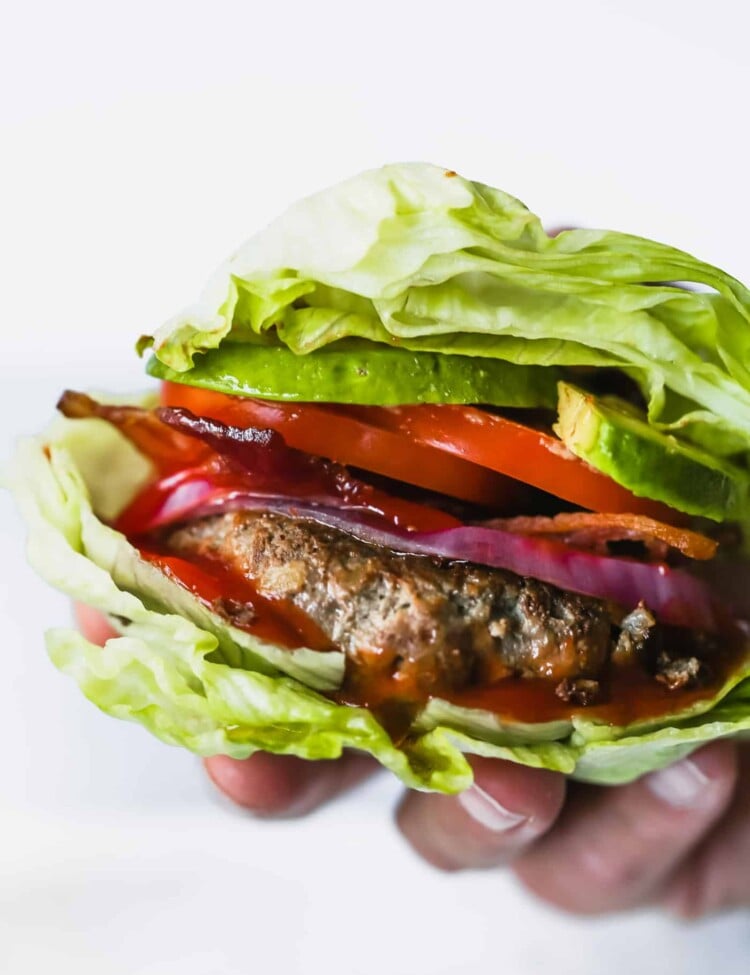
{"left": 174, "top": 491, "right": 721, "bottom": 632}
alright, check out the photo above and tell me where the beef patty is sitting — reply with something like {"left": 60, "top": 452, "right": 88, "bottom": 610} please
{"left": 165, "top": 511, "right": 618, "bottom": 698}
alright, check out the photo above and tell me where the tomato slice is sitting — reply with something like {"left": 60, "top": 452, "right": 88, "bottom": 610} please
{"left": 160, "top": 384, "right": 679, "bottom": 520}
{"left": 160, "top": 383, "right": 518, "bottom": 508}
{"left": 391, "top": 405, "right": 680, "bottom": 521}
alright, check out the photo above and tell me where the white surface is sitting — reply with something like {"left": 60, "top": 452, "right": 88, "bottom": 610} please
{"left": 2, "top": 2, "right": 749, "bottom": 972}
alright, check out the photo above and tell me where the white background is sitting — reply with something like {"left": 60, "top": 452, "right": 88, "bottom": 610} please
{"left": 2, "top": 1, "right": 749, "bottom": 972}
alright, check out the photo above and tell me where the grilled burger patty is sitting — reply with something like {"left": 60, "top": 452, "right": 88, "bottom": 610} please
{"left": 165, "top": 511, "right": 626, "bottom": 698}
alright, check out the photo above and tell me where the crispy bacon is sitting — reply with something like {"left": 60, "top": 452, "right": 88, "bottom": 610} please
{"left": 57, "top": 391, "right": 209, "bottom": 474}
{"left": 489, "top": 512, "right": 717, "bottom": 561}
{"left": 157, "top": 406, "right": 382, "bottom": 508}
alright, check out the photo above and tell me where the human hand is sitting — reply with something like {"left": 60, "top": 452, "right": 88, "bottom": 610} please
{"left": 77, "top": 604, "right": 750, "bottom": 918}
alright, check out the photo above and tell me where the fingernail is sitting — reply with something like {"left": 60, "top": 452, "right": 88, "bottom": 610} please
{"left": 457, "top": 783, "right": 529, "bottom": 833}
{"left": 645, "top": 757, "right": 711, "bottom": 809}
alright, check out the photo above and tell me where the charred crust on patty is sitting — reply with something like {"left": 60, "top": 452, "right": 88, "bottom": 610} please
{"left": 655, "top": 648, "right": 711, "bottom": 691}
{"left": 613, "top": 601, "right": 656, "bottom": 663}
{"left": 555, "top": 678, "right": 601, "bottom": 706}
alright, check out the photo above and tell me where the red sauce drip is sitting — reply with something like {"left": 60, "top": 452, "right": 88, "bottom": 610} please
{"left": 336, "top": 629, "right": 748, "bottom": 732}
{"left": 444, "top": 667, "right": 719, "bottom": 726}
{"left": 139, "top": 547, "right": 332, "bottom": 652}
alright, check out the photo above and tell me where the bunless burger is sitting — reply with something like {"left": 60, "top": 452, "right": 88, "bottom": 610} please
{"left": 11, "top": 163, "right": 750, "bottom": 791}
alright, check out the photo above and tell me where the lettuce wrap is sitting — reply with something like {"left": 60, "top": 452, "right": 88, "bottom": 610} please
{"left": 9, "top": 162, "right": 750, "bottom": 792}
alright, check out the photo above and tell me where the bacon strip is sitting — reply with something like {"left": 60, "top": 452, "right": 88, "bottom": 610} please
{"left": 59, "top": 392, "right": 458, "bottom": 536}
{"left": 57, "top": 391, "right": 209, "bottom": 474}
{"left": 489, "top": 513, "right": 717, "bottom": 561}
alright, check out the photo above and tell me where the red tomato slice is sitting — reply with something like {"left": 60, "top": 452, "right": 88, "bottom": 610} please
{"left": 160, "top": 384, "right": 678, "bottom": 520}
{"left": 160, "top": 383, "right": 519, "bottom": 508}
{"left": 391, "top": 405, "right": 679, "bottom": 521}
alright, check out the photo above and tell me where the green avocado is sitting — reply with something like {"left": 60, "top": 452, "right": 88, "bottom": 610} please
{"left": 555, "top": 382, "right": 750, "bottom": 522}
{"left": 146, "top": 340, "right": 559, "bottom": 408}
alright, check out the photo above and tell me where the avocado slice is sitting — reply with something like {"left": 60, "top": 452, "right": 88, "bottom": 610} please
{"left": 147, "top": 340, "right": 559, "bottom": 408}
{"left": 555, "top": 382, "right": 750, "bottom": 522}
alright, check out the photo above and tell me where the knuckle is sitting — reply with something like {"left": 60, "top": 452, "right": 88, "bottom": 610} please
{"left": 515, "top": 842, "right": 646, "bottom": 915}
{"left": 573, "top": 845, "right": 643, "bottom": 898}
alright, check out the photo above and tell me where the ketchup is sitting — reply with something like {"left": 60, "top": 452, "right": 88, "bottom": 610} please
{"left": 139, "top": 548, "right": 332, "bottom": 652}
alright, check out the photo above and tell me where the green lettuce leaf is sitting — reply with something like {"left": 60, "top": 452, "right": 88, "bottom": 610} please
{"left": 7, "top": 402, "right": 750, "bottom": 789}
{"left": 143, "top": 162, "right": 750, "bottom": 458}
